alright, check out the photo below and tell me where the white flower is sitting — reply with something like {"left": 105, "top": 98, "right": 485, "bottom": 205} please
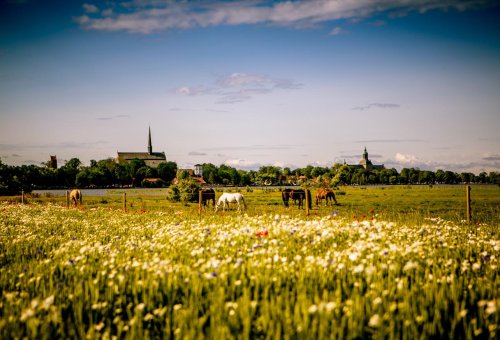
{"left": 486, "top": 301, "right": 496, "bottom": 315}
{"left": 42, "top": 295, "right": 55, "bottom": 310}
{"left": 20, "top": 308, "right": 35, "bottom": 321}
{"left": 308, "top": 304, "right": 318, "bottom": 314}
{"left": 349, "top": 253, "right": 359, "bottom": 261}
{"left": 368, "top": 314, "right": 381, "bottom": 328}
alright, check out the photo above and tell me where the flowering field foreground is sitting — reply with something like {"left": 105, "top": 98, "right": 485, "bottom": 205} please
{"left": 1, "top": 203, "right": 498, "bottom": 339}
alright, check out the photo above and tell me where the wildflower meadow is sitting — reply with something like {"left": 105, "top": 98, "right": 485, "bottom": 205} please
{"left": 1, "top": 186, "right": 499, "bottom": 338}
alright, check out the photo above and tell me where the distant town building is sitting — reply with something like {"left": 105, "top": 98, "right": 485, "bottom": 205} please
{"left": 194, "top": 164, "right": 203, "bottom": 177}
{"left": 48, "top": 155, "right": 57, "bottom": 169}
{"left": 117, "top": 127, "right": 166, "bottom": 168}
{"left": 346, "top": 147, "right": 384, "bottom": 172}
{"left": 174, "top": 168, "right": 207, "bottom": 185}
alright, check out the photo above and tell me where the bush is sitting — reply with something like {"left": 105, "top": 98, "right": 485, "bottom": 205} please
{"left": 168, "top": 177, "right": 200, "bottom": 204}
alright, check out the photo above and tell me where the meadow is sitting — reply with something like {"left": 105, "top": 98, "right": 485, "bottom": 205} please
{"left": 1, "top": 185, "right": 499, "bottom": 338}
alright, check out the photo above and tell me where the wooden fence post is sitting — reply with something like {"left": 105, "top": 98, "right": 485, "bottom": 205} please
{"left": 198, "top": 190, "right": 203, "bottom": 213}
{"left": 66, "top": 190, "right": 70, "bottom": 208}
{"left": 305, "top": 189, "right": 310, "bottom": 216}
{"left": 123, "top": 193, "right": 127, "bottom": 212}
{"left": 466, "top": 185, "right": 471, "bottom": 224}
{"left": 21, "top": 189, "right": 24, "bottom": 204}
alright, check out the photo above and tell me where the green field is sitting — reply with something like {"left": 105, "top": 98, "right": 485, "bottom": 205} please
{"left": 1, "top": 186, "right": 499, "bottom": 338}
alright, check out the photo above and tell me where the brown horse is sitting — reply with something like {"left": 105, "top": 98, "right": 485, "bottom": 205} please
{"left": 315, "top": 188, "right": 338, "bottom": 206}
{"left": 282, "top": 188, "right": 312, "bottom": 209}
{"left": 200, "top": 188, "right": 216, "bottom": 207}
{"left": 69, "top": 189, "right": 82, "bottom": 206}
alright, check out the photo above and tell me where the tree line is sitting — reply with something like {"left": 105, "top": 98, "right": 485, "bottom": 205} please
{"left": 0, "top": 157, "right": 498, "bottom": 195}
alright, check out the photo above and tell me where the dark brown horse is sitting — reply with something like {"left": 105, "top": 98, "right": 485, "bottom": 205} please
{"left": 282, "top": 188, "right": 312, "bottom": 209}
{"left": 200, "top": 188, "right": 216, "bottom": 207}
{"left": 315, "top": 188, "right": 338, "bottom": 206}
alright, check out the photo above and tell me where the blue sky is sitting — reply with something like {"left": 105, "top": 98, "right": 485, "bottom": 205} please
{"left": 1, "top": 0, "right": 499, "bottom": 173}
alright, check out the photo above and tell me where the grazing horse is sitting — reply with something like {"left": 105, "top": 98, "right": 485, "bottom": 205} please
{"left": 315, "top": 188, "right": 338, "bottom": 206}
{"left": 282, "top": 188, "right": 309, "bottom": 209}
{"left": 215, "top": 192, "right": 246, "bottom": 212}
{"left": 69, "top": 189, "right": 82, "bottom": 206}
{"left": 200, "top": 188, "right": 216, "bottom": 207}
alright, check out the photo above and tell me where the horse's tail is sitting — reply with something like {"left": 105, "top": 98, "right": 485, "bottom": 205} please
{"left": 241, "top": 195, "right": 247, "bottom": 210}
{"left": 307, "top": 190, "right": 312, "bottom": 210}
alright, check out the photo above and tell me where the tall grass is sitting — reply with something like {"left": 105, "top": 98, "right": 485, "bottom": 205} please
{"left": 1, "top": 194, "right": 498, "bottom": 338}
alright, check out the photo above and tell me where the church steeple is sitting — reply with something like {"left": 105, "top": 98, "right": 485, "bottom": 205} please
{"left": 363, "top": 147, "right": 368, "bottom": 161}
{"left": 148, "top": 126, "right": 152, "bottom": 155}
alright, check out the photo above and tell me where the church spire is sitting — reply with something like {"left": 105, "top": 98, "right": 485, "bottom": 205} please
{"left": 363, "top": 147, "right": 368, "bottom": 161}
{"left": 148, "top": 126, "right": 152, "bottom": 154}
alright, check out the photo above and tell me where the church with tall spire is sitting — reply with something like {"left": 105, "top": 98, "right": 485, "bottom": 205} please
{"left": 117, "top": 127, "right": 166, "bottom": 168}
{"left": 345, "top": 147, "right": 384, "bottom": 172}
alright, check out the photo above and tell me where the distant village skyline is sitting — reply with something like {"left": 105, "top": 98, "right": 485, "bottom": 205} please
{"left": 40, "top": 128, "right": 386, "bottom": 173}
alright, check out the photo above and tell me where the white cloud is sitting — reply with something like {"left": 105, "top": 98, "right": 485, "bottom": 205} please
{"left": 76, "top": 0, "right": 494, "bottom": 34}
{"left": 352, "top": 103, "right": 400, "bottom": 110}
{"left": 224, "top": 158, "right": 261, "bottom": 170}
{"left": 394, "top": 152, "right": 419, "bottom": 164}
{"left": 481, "top": 152, "right": 500, "bottom": 162}
{"left": 83, "top": 3, "right": 99, "bottom": 14}
{"left": 188, "top": 151, "right": 207, "bottom": 156}
{"left": 383, "top": 154, "right": 500, "bottom": 174}
{"left": 175, "top": 72, "right": 302, "bottom": 104}
{"left": 176, "top": 86, "right": 191, "bottom": 95}
{"left": 175, "top": 86, "right": 214, "bottom": 96}
{"left": 218, "top": 73, "right": 267, "bottom": 88}
{"left": 329, "top": 26, "right": 344, "bottom": 36}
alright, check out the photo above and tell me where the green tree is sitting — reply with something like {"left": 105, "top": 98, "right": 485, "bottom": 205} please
{"left": 435, "top": 169, "right": 445, "bottom": 184}
{"left": 114, "top": 164, "right": 131, "bottom": 187}
{"left": 58, "top": 158, "right": 82, "bottom": 187}
{"left": 311, "top": 166, "right": 328, "bottom": 179}
{"left": 202, "top": 163, "right": 219, "bottom": 184}
{"left": 419, "top": 170, "right": 435, "bottom": 184}
{"left": 257, "top": 166, "right": 282, "bottom": 185}
{"left": 157, "top": 161, "right": 177, "bottom": 184}
{"left": 168, "top": 175, "right": 200, "bottom": 204}
{"left": 127, "top": 159, "right": 146, "bottom": 187}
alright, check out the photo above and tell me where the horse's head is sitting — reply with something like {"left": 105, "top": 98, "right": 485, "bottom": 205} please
{"left": 282, "top": 190, "right": 290, "bottom": 207}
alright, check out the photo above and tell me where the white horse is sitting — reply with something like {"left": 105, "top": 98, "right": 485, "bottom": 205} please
{"left": 69, "top": 189, "right": 82, "bottom": 206}
{"left": 215, "top": 192, "right": 246, "bottom": 212}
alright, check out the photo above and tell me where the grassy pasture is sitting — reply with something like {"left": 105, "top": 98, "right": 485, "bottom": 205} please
{"left": 0, "top": 185, "right": 498, "bottom": 338}
{"left": 12, "top": 185, "right": 500, "bottom": 223}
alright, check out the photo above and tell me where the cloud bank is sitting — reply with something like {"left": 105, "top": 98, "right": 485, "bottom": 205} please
{"left": 175, "top": 72, "right": 303, "bottom": 104}
{"left": 352, "top": 103, "right": 400, "bottom": 111}
{"left": 75, "top": 0, "right": 494, "bottom": 34}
